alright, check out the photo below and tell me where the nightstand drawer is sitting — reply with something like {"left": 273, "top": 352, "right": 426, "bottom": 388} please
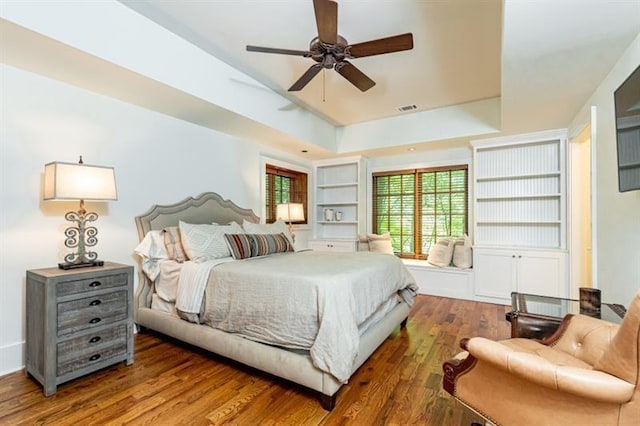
{"left": 57, "top": 273, "right": 129, "bottom": 297}
{"left": 57, "top": 290, "right": 128, "bottom": 335}
{"left": 57, "top": 324, "right": 128, "bottom": 376}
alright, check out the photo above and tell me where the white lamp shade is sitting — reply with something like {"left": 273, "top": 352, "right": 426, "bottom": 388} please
{"left": 276, "top": 203, "right": 305, "bottom": 222}
{"left": 43, "top": 161, "right": 117, "bottom": 201}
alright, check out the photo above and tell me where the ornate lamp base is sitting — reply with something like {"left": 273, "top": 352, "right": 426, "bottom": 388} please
{"left": 58, "top": 200, "right": 105, "bottom": 270}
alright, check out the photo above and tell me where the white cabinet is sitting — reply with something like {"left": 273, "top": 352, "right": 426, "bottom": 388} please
{"left": 312, "top": 157, "right": 366, "bottom": 248}
{"left": 309, "top": 239, "right": 357, "bottom": 252}
{"left": 471, "top": 130, "right": 569, "bottom": 303}
{"left": 474, "top": 247, "right": 568, "bottom": 304}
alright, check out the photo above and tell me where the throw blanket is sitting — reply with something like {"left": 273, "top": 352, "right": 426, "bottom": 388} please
{"left": 177, "top": 251, "right": 417, "bottom": 383}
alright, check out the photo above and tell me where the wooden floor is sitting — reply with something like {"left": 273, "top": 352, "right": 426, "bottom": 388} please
{"left": 0, "top": 295, "right": 510, "bottom": 425}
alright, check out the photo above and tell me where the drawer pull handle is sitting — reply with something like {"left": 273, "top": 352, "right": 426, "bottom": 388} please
{"left": 89, "top": 336, "right": 101, "bottom": 344}
{"left": 89, "top": 317, "right": 102, "bottom": 324}
{"left": 89, "top": 354, "right": 101, "bottom": 362}
{"left": 89, "top": 281, "right": 102, "bottom": 288}
{"left": 89, "top": 300, "right": 102, "bottom": 306}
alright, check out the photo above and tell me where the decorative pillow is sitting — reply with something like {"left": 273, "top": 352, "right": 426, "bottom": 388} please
{"left": 224, "top": 234, "right": 254, "bottom": 260}
{"left": 163, "top": 226, "right": 188, "bottom": 262}
{"left": 224, "top": 233, "right": 293, "bottom": 260}
{"left": 452, "top": 234, "right": 473, "bottom": 268}
{"left": 242, "top": 219, "right": 294, "bottom": 246}
{"left": 427, "top": 237, "right": 455, "bottom": 267}
{"left": 367, "top": 233, "right": 394, "bottom": 254}
{"left": 178, "top": 221, "right": 243, "bottom": 262}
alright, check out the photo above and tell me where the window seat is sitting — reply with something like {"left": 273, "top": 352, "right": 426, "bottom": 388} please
{"left": 402, "top": 259, "right": 474, "bottom": 301}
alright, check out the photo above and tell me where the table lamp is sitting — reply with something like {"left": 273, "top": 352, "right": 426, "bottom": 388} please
{"left": 276, "top": 203, "right": 304, "bottom": 243}
{"left": 43, "top": 156, "right": 117, "bottom": 269}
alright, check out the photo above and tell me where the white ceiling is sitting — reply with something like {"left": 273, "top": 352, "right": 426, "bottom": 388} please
{"left": 122, "top": 0, "right": 503, "bottom": 126}
{"left": 119, "top": 0, "right": 640, "bottom": 149}
{"left": 2, "top": 1, "right": 638, "bottom": 158}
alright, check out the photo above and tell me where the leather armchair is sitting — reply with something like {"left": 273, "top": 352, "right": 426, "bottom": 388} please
{"left": 443, "top": 292, "right": 640, "bottom": 425}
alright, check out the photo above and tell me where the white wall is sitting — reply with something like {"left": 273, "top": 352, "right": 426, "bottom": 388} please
{"left": 0, "top": 64, "right": 311, "bottom": 375}
{"left": 568, "top": 34, "right": 640, "bottom": 305}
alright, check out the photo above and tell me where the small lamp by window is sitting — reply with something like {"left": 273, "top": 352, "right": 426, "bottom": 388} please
{"left": 276, "top": 203, "right": 304, "bottom": 243}
{"left": 43, "top": 156, "right": 117, "bottom": 270}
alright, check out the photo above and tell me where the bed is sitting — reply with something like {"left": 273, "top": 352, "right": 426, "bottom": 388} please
{"left": 133, "top": 192, "right": 416, "bottom": 410}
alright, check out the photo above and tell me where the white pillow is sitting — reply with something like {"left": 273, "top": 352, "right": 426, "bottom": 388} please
{"left": 178, "top": 221, "right": 243, "bottom": 262}
{"left": 452, "top": 235, "right": 473, "bottom": 269}
{"left": 427, "top": 237, "right": 455, "bottom": 267}
{"left": 367, "top": 233, "right": 394, "bottom": 254}
{"left": 134, "top": 230, "right": 168, "bottom": 280}
{"left": 242, "top": 219, "right": 294, "bottom": 246}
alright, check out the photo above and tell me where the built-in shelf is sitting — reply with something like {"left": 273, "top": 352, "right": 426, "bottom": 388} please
{"left": 317, "top": 182, "right": 358, "bottom": 189}
{"left": 476, "top": 171, "right": 561, "bottom": 182}
{"left": 477, "top": 220, "right": 562, "bottom": 225}
{"left": 317, "top": 221, "right": 358, "bottom": 225}
{"left": 472, "top": 132, "right": 566, "bottom": 249}
{"left": 476, "top": 194, "right": 561, "bottom": 201}
{"left": 313, "top": 157, "right": 365, "bottom": 244}
{"left": 316, "top": 201, "right": 359, "bottom": 206}
{"left": 619, "top": 161, "right": 640, "bottom": 170}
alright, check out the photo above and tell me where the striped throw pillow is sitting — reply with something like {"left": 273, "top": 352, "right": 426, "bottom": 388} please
{"left": 224, "top": 234, "right": 254, "bottom": 260}
{"left": 224, "top": 233, "right": 293, "bottom": 260}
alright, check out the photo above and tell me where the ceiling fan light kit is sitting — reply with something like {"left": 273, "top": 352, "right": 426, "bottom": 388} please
{"left": 246, "top": 0, "right": 414, "bottom": 93}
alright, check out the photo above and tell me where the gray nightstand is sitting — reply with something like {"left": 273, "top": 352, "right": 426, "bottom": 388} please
{"left": 25, "top": 262, "right": 134, "bottom": 396}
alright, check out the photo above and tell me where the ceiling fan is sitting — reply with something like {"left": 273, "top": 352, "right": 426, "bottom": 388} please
{"left": 246, "top": 0, "right": 414, "bottom": 92}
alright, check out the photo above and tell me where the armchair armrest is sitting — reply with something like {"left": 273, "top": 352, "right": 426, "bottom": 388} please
{"left": 465, "top": 337, "right": 634, "bottom": 404}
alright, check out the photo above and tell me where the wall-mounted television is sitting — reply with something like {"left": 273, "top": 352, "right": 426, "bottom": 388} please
{"left": 614, "top": 65, "right": 640, "bottom": 192}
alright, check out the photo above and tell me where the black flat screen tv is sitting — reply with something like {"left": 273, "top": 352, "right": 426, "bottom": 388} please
{"left": 614, "top": 65, "right": 640, "bottom": 192}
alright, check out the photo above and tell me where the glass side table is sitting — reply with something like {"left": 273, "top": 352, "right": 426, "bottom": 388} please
{"left": 506, "top": 292, "right": 626, "bottom": 339}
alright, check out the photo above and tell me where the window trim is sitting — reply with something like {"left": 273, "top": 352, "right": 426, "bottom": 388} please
{"left": 260, "top": 156, "right": 310, "bottom": 226}
{"left": 372, "top": 164, "right": 469, "bottom": 259}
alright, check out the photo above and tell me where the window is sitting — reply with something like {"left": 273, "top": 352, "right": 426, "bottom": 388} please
{"left": 265, "top": 164, "right": 308, "bottom": 224}
{"left": 373, "top": 165, "right": 468, "bottom": 258}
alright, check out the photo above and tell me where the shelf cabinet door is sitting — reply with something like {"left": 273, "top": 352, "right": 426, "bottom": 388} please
{"left": 474, "top": 248, "right": 517, "bottom": 303}
{"left": 474, "top": 247, "right": 567, "bottom": 303}
{"left": 516, "top": 250, "right": 567, "bottom": 297}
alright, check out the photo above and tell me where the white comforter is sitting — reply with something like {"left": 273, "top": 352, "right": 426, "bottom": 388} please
{"left": 176, "top": 251, "right": 417, "bottom": 383}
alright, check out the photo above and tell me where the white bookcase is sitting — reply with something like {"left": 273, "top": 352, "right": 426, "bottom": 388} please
{"left": 471, "top": 130, "right": 569, "bottom": 303}
{"left": 472, "top": 131, "right": 567, "bottom": 249}
{"left": 311, "top": 157, "right": 366, "bottom": 251}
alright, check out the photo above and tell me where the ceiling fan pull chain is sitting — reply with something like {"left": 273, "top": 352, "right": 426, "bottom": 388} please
{"left": 322, "top": 69, "right": 326, "bottom": 102}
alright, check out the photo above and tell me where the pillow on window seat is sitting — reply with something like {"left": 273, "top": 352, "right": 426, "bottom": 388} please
{"left": 428, "top": 237, "right": 455, "bottom": 267}
{"left": 452, "top": 234, "right": 473, "bottom": 268}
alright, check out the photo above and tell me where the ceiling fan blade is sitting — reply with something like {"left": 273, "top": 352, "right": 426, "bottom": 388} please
{"left": 335, "top": 61, "right": 376, "bottom": 92}
{"left": 348, "top": 33, "right": 414, "bottom": 58}
{"left": 289, "top": 64, "right": 323, "bottom": 91}
{"left": 247, "top": 45, "right": 311, "bottom": 57}
{"left": 313, "top": 0, "right": 338, "bottom": 45}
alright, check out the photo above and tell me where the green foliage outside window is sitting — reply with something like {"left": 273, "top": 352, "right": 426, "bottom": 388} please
{"left": 373, "top": 166, "right": 468, "bottom": 258}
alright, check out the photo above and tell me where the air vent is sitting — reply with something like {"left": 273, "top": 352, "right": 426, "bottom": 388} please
{"left": 396, "top": 104, "right": 418, "bottom": 112}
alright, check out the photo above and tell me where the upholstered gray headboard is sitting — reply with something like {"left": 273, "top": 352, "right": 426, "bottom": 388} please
{"left": 134, "top": 192, "right": 260, "bottom": 242}
{"left": 133, "top": 192, "right": 260, "bottom": 312}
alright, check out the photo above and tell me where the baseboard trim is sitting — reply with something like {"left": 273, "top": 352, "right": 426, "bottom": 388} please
{"left": 0, "top": 341, "right": 24, "bottom": 377}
